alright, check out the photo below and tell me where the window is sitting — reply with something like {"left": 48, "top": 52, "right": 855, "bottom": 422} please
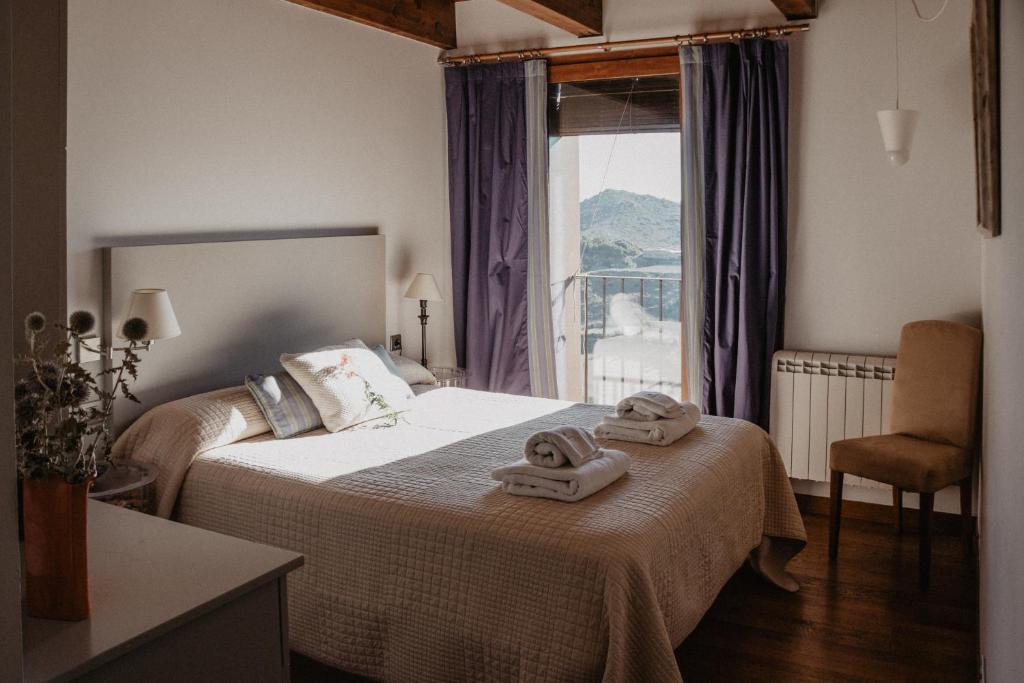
{"left": 548, "top": 74, "right": 683, "bottom": 404}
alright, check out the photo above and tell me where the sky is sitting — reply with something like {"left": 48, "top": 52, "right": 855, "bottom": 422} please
{"left": 578, "top": 132, "right": 681, "bottom": 204}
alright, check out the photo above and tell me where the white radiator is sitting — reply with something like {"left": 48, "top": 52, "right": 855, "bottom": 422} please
{"left": 769, "top": 350, "right": 897, "bottom": 489}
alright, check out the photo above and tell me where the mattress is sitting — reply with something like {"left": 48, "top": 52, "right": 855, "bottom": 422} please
{"left": 116, "top": 387, "right": 806, "bottom": 682}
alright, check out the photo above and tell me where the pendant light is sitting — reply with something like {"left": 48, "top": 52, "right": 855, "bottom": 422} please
{"left": 877, "top": 109, "right": 919, "bottom": 166}
{"left": 878, "top": 0, "right": 918, "bottom": 166}
{"left": 877, "top": 0, "right": 950, "bottom": 166}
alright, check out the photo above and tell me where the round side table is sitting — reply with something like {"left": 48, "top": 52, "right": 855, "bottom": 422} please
{"left": 429, "top": 367, "right": 468, "bottom": 388}
{"left": 90, "top": 462, "right": 157, "bottom": 514}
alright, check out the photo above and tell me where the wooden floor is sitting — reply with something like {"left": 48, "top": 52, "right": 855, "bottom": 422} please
{"left": 292, "top": 512, "right": 979, "bottom": 682}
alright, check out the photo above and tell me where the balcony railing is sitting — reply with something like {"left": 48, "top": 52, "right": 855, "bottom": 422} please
{"left": 575, "top": 274, "right": 683, "bottom": 404}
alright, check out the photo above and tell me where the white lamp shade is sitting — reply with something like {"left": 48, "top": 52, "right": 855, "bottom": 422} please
{"left": 119, "top": 288, "right": 181, "bottom": 341}
{"left": 403, "top": 273, "right": 443, "bottom": 302}
{"left": 877, "top": 109, "right": 920, "bottom": 166}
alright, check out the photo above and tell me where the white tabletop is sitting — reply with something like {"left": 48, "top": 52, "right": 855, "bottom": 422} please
{"left": 22, "top": 501, "right": 303, "bottom": 682}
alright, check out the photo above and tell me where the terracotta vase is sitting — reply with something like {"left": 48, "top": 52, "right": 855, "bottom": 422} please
{"left": 22, "top": 476, "right": 91, "bottom": 621}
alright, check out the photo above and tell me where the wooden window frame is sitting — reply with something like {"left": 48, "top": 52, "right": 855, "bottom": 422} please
{"left": 548, "top": 47, "right": 680, "bottom": 84}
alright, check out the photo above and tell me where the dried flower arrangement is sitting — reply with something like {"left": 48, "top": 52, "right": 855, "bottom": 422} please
{"left": 15, "top": 310, "right": 150, "bottom": 484}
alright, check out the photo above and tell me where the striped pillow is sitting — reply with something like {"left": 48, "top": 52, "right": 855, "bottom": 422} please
{"left": 245, "top": 372, "right": 323, "bottom": 439}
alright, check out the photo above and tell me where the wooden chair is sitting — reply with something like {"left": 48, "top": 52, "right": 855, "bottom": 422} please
{"left": 828, "top": 320, "right": 982, "bottom": 590}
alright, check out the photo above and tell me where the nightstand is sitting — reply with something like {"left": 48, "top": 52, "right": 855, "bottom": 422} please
{"left": 429, "top": 366, "right": 468, "bottom": 388}
{"left": 90, "top": 462, "right": 157, "bottom": 514}
{"left": 23, "top": 501, "right": 303, "bottom": 682}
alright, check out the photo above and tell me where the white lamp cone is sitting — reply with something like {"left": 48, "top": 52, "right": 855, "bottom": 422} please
{"left": 403, "top": 273, "right": 444, "bottom": 302}
{"left": 119, "top": 288, "right": 181, "bottom": 341}
{"left": 876, "top": 109, "right": 920, "bottom": 166}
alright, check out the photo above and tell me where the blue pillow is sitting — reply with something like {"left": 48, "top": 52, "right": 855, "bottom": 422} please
{"left": 370, "top": 344, "right": 403, "bottom": 378}
{"left": 245, "top": 371, "right": 323, "bottom": 439}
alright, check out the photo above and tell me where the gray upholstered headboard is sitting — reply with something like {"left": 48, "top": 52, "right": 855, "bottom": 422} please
{"left": 105, "top": 234, "right": 386, "bottom": 432}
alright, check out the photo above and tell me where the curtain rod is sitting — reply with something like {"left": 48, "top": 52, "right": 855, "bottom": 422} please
{"left": 438, "top": 23, "right": 809, "bottom": 66}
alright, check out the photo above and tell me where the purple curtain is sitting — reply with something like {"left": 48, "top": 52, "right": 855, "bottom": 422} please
{"left": 700, "top": 40, "right": 788, "bottom": 429}
{"left": 445, "top": 63, "right": 532, "bottom": 395}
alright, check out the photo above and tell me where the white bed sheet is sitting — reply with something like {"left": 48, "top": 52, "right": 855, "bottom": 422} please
{"left": 189, "top": 387, "right": 573, "bottom": 484}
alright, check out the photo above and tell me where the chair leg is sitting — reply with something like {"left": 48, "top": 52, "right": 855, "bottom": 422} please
{"left": 893, "top": 486, "right": 903, "bottom": 533}
{"left": 918, "top": 492, "right": 934, "bottom": 591}
{"left": 960, "top": 476, "right": 974, "bottom": 556}
{"left": 829, "top": 471, "right": 844, "bottom": 561}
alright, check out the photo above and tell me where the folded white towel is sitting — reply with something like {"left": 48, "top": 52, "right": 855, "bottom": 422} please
{"left": 524, "top": 426, "right": 599, "bottom": 468}
{"left": 491, "top": 449, "right": 631, "bottom": 502}
{"left": 615, "top": 392, "right": 693, "bottom": 422}
{"left": 596, "top": 405, "right": 700, "bottom": 447}
{"left": 603, "top": 401, "right": 700, "bottom": 431}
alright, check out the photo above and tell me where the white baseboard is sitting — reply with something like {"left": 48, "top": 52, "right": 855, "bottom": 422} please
{"left": 790, "top": 478, "right": 963, "bottom": 514}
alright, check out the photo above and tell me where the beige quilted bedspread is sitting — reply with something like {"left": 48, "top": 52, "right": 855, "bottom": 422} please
{"left": 115, "top": 388, "right": 805, "bottom": 682}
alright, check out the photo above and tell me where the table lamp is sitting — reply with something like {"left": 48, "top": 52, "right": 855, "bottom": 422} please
{"left": 403, "top": 273, "right": 443, "bottom": 367}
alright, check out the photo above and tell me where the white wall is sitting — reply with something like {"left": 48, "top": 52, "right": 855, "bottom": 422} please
{"left": 67, "top": 0, "right": 455, "bottom": 367}
{"left": 980, "top": 2, "right": 1024, "bottom": 679}
{"left": 786, "top": 0, "right": 980, "bottom": 355}
{"left": 458, "top": 0, "right": 981, "bottom": 359}
{"left": 69, "top": 0, "right": 982, "bottom": 387}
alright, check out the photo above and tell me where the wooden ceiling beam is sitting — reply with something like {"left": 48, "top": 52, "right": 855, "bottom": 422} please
{"left": 286, "top": 0, "right": 458, "bottom": 49}
{"left": 770, "top": 0, "right": 818, "bottom": 20}
{"left": 495, "top": 0, "right": 602, "bottom": 38}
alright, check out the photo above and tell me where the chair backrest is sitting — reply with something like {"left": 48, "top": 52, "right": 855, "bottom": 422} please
{"left": 890, "top": 320, "right": 982, "bottom": 449}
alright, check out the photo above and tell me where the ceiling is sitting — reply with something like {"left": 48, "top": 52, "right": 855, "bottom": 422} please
{"left": 455, "top": 0, "right": 798, "bottom": 52}
{"left": 283, "top": 0, "right": 816, "bottom": 53}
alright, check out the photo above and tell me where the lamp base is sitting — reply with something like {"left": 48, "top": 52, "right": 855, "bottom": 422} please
{"left": 418, "top": 300, "right": 429, "bottom": 367}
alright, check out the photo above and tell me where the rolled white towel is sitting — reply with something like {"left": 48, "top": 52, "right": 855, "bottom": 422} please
{"left": 596, "top": 405, "right": 700, "bottom": 447}
{"left": 615, "top": 392, "right": 694, "bottom": 422}
{"left": 491, "top": 448, "right": 631, "bottom": 502}
{"left": 524, "top": 426, "right": 599, "bottom": 468}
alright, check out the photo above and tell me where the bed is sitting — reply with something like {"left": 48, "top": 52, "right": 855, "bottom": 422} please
{"left": 105, "top": 235, "right": 804, "bottom": 681}
{"left": 113, "top": 384, "right": 806, "bottom": 683}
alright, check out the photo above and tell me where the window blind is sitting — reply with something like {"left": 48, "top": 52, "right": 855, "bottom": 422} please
{"left": 548, "top": 76, "right": 681, "bottom": 137}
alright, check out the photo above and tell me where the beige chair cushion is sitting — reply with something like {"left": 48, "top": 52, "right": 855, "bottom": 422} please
{"left": 890, "top": 320, "right": 982, "bottom": 449}
{"left": 830, "top": 434, "right": 970, "bottom": 493}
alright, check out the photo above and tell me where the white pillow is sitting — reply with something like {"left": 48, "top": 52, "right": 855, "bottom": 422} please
{"left": 389, "top": 353, "right": 438, "bottom": 386}
{"left": 280, "top": 347, "right": 412, "bottom": 432}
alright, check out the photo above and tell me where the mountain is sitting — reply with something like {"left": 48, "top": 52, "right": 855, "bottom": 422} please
{"left": 579, "top": 189, "right": 680, "bottom": 250}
